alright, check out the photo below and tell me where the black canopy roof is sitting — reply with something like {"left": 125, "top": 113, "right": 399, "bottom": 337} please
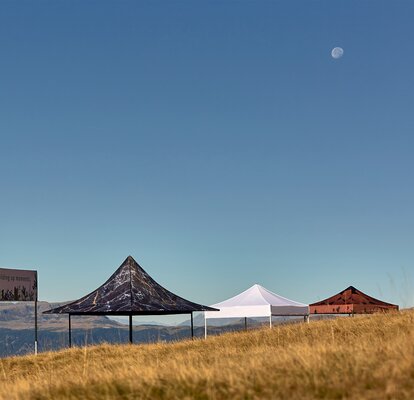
{"left": 44, "top": 256, "right": 217, "bottom": 316}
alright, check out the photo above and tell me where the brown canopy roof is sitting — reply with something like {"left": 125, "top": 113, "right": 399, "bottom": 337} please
{"left": 310, "top": 286, "right": 398, "bottom": 314}
{"left": 44, "top": 256, "right": 217, "bottom": 316}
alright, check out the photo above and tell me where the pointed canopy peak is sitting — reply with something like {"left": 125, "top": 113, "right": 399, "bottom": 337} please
{"left": 341, "top": 286, "right": 372, "bottom": 297}
{"left": 310, "top": 285, "right": 398, "bottom": 307}
{"left": 212, "top": 283, "right": 307, "bottom": 308}
{"left": 345, "top": 285, "right": 358, "bottom": 292}
{"left": 105, "top": 255, "right": 146, "bottom": 284}
{"left": 114, "top": 256, "right": 150, "bottom": 279}
{"left": 125, "top": 255, "right": 136, "bottom": 263}
{"left": 237, "top": 284, "right": 269, "bottom": 300}
{"left": 246, "top": 283, "right": 269, "bottom": 292}
{"left": 119, "top": 255, "right": 140, "bottom": 270}
{"left": 248, "top": 284, "right": 262, "bottom": 292}
{"left": 44, "top": 256, "right": 217, "bottom": 315}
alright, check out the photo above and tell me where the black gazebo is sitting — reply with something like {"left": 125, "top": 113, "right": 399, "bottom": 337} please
{"left": 44, "top": 256, "right": 217, "bottom": 346}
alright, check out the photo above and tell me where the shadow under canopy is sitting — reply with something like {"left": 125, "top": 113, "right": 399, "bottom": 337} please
{"left": 44, "top": 256, "right": 218, "bottom": 346}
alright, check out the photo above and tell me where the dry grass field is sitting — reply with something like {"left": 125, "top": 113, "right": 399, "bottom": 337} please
{"left": 0, "top": 310, "right": 413, "bottom": 400}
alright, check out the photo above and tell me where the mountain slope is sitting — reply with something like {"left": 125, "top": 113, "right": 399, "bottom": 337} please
{"left": 0, "top": 302, "right": 244, "bottom": 357}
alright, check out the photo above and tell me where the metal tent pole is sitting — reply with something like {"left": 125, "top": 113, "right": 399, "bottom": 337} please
{"left": 129, "top": 314, "right": 133, "bottom": 344}
{"left": 34, "top": 270, "right": 39, "bottom": 355}
{"left": 128, "top": 261, "right": 133, "bottom": 344}
{"left": 68, "top": 314, "right": 72, "bottom": 348}
{"left": 244, "top": 317, "right": 247, "bottom": 331}
{"left": 269, "top": 315, "right": 272, "bottom": 329}
{"left": 190, "top": 312, "right": 194, "bottom": 339}
{"left": 34, "top": 300, "right": 38, "bottom": 355}
{"left": 204, "top": 313, "right": 207, "bottom": 339}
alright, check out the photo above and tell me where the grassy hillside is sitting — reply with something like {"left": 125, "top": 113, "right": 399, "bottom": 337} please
{"left": 0, "top": 310, "right": 413, "bottom": 400}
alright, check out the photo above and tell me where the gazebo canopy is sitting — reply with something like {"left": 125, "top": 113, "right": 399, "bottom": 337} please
{"left": 204, "top": 284, "right": 309, "bottom": 319}
{"left": 45, "top": 256, "right": 217, "bottom": 316}
{"left": 309, "top": 286, "right": 399, "bottom": 314}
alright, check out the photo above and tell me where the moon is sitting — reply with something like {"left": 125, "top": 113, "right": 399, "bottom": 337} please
{"left": 331, "top": 47, "right": 344, "bottom": 59}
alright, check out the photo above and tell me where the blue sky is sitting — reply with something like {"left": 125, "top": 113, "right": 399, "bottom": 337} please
{"left": 1, "top": 1, "right": 413, "bottom": 310}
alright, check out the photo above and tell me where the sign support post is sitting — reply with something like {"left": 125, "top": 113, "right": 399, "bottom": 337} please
{"left": 34, "top": 299, "right": 38, "bottom": 355}
{"left": 34, "top": 271, "right": 38, "bottom": 355}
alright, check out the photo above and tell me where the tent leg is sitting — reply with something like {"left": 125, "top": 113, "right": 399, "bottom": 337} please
{"left": 34, "top": 300, "right": 38, "bottom": 355}
{"left": 68, "top": 314, "right": 72, "bottom": 348}
{"left": 244, "top": 317, "right": 247, "bottom": 331}
{"left": 204, "top": 313, "right": 207, "bottom": 339}
{"left": 129, "top": 314, "right": 133, "bottom": 344}
{"left": 269, "top": 315, "right": 272, "bottom": 329}
{"left": 190, "top": 312, "right": 194, "bottom": 339}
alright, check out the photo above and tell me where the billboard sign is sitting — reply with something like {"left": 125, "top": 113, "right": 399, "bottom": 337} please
{"left": 0, "top": 268, "right": 37, "bottom": 301}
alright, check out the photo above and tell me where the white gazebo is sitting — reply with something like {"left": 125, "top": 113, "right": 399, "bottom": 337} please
{"left": 204, "top": 284, "right": 309, "bottom": 337}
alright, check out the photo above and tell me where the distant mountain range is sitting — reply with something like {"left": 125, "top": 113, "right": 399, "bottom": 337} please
{"left": 0, "top": 302, "right": 314, "bottom": 358}
{"left": 1, "top": 301, "right": 275, "bottom": 358}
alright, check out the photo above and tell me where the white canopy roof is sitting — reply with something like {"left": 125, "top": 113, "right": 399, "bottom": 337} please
{"left": 204, "top": 284, "right": 309, "bottom": 319}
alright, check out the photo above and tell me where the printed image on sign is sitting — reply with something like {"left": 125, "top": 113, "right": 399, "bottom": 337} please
{"left": 0, "top": 268, "right": 38, "bottom": 301}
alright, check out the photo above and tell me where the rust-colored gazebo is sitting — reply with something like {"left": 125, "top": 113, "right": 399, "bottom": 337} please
{"left": 310, "top": 286, "right": 398, "bottom": 315}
